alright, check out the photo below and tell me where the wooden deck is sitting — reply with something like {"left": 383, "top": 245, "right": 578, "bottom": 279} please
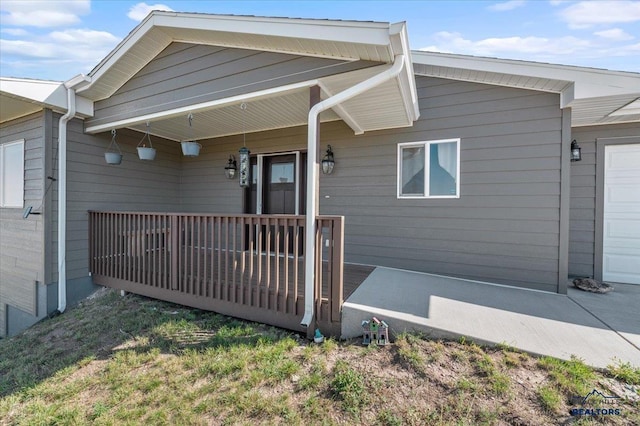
{"left": 89, "top": 211, "right": 371, "bottom": 336}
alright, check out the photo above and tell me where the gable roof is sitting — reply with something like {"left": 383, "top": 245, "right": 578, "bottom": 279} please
{"left": 78, "top": 12, "right": 410, "bottom": 102}
{"left": 78, "top": 12, "right": 419, "bottom": 139}
{"left": 412, "top": 51, "right": 640, "bottom": 127}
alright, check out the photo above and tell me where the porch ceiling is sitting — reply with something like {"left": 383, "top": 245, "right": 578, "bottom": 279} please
{"left": 126, "top": 85, "right": 341, "bottom": 141}
{"left": 120, "top": 63, "right": 413, "bottom": 141}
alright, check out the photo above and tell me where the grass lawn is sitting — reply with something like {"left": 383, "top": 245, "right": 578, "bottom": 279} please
{"left": 1, "top": 288, "right": 638, "bottom": 425}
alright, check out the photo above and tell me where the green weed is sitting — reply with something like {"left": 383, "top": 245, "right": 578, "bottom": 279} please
{"left": 330, "top": 360, "right": 368, "bottom": 415}
{"left": 537, "top": 385, "right": 562, "bottom": 412}
{"left": 396, "top": 334, "right": 426, "bottom": 375}
{"left": 608, "top": 360, "right": 640, "bottom": 385}
{"left": 538, "top": 356, "right": 595, "bottom": 395}
{"left": 376, "top": 408, "right": 403, "bottom": 426}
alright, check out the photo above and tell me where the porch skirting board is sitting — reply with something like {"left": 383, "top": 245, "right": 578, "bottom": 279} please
{"left": 93, "top": 274, "right": 315, "bottom": 334}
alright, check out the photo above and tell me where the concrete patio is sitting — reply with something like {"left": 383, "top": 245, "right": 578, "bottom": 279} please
{"left": 342, "top": 267, "right": 640, "bottom": 369}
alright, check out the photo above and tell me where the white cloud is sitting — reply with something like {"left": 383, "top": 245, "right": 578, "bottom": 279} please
{"left": 0, "top": 29, "right": 119, "bottom": 72}
{"left": 594, "top": 28, "right": 635, "bottom": 41}
{"left": 0, "top": 0, "right": 90, "bottom": 28}
{"left": 558, "top": 1, "right": 640, "bottom": 29}
{"left": 127, "top": 2, "right": 173, "bottom": 22}
{"left": 421, "top": 31, "right": 640, "bottom": 69}
{"left": 488, "top": 1, "right": 526, "bottom": 12}
{"left": 1, "top": 28, "right": 29, "bottom": 36}
{"left": 426, "top": 31, "right": 593, "bottom": 56}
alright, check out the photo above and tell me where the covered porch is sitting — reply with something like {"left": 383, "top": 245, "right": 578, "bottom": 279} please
{"left": 70, "top": 12, "right": 418, "bottom": 337}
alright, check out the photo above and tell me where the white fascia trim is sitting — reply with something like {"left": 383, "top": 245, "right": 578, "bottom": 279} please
{"left": 560, "top": 83, "right": 575, "bottom": 109}
{"left": 154, "top": 12, "right": 392, "bottom": 46}
{"left": 84, "top": 79, "right": 319, "bottom": 134}
{"left": 78, "top": 13, "right": 159, "bottom": 94}
{"left": 391, "top": 23, "right": 420, "bottom": 121}
{"left": 317, "top": 82, "right": 364, "bottom": 135}
{"left": 412, "top": 51, "right": 640, "bottom": 100}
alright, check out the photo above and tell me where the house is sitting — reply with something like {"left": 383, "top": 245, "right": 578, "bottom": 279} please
{"left": 1, "top": 12, "right": 638, "bottom": 338}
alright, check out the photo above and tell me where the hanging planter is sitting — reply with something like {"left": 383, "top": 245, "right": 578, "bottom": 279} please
{"left": 104, "top": 129, "right": 122, "bottom": 165}
{"left": 137, "top": 122, "right": 156, "bottom": 161}
{"left": 181, "top": 141, "right": 201, "bottom": 156}
{"left": 137, "top": 146, "right": 156, "bottom": 160}
{"left": 181, "top": 113, "right": 201, "bottom": 157}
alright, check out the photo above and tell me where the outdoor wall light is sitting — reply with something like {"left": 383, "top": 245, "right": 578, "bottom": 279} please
{"left": 238, "top": 146, "right": 251, "bottom": 187}
{"left": 571, "top": 139, "right": 582, "bottom": 162}
{"left": 322, "top": 145, "right": 335, "bottom": 174}
{"left": 225, "top": 155, "right": 237, "bottom": 179}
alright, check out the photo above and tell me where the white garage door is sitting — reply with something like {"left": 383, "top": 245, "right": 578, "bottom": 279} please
{"left": 603, "top": 144, "right": 640, "bottom": 284}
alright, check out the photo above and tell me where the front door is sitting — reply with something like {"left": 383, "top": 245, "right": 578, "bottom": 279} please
{"left": 244, "top": 152, "right": 306, "bottom": 252}
{"left": 263, "top": 154, "right": 306, "bottom": 215}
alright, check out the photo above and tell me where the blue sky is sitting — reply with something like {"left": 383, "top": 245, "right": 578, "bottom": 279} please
{"left": 1, "top": 1, "right": 639, "bottom": 82}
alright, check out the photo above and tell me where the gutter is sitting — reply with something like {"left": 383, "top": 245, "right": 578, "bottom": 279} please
{"left": 57, "top": 74, "right": 91, "bottom": 313}
{"left": 301, "top": 54, "right": 406, "bottom": 328}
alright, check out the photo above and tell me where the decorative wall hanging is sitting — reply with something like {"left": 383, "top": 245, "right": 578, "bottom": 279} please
{"left": 238, "top": 103, "right": 251, "bottom": 187}
{"left": 239, "top": 147, "right": 250, "bottom": 187}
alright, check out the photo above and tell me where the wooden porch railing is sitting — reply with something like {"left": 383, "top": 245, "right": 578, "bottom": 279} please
{"left": 88, "top": 211, "right": 344, "bottom": 335}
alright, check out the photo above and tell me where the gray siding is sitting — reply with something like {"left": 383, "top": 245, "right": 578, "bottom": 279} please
{"left": 569, "top": 123, "right": 640, "bottom": 278}
{"left": 0, "top": 112, "right": 46, "bottom": 329}
{"left": 88, "top": 42, "right": 379, "bottom": 128}
{"left": 180, "top": 77, "right": 563, "bottom": 292}
{"left": 50, "top": 116, "right": 181, "bottom": 282}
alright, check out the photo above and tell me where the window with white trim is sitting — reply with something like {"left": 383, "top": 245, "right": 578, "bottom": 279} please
{"left": 397, "top": 139, "right": 460, "bottom": 199}
{"left": 0, "top": 140, "right": 25, "bottom": 208}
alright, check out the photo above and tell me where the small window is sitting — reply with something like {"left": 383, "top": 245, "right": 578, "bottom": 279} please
{"left": 398, "top": 139, "right": 460, "bottom": 199}
{"left": 0, "top": 140, "right": 25, "bottom": 208}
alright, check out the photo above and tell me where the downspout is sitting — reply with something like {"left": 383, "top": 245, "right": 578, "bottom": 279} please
{"left": 301, "top": 54, "right": 406, "bottom": 328}
{"left": 57, "top": 74, "right": 91, "bottom": 313}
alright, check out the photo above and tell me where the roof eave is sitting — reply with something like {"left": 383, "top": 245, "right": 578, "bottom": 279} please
{"left": 412, "top": 50, "right": 640, "bottom": 100}
{"left": 0, "top": 78, "right": 93, "bottom": 119}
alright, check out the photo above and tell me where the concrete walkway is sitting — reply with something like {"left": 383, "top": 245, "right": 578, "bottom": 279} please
{"left": 342, "top": 267, "right": 640, "bottom": 369}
